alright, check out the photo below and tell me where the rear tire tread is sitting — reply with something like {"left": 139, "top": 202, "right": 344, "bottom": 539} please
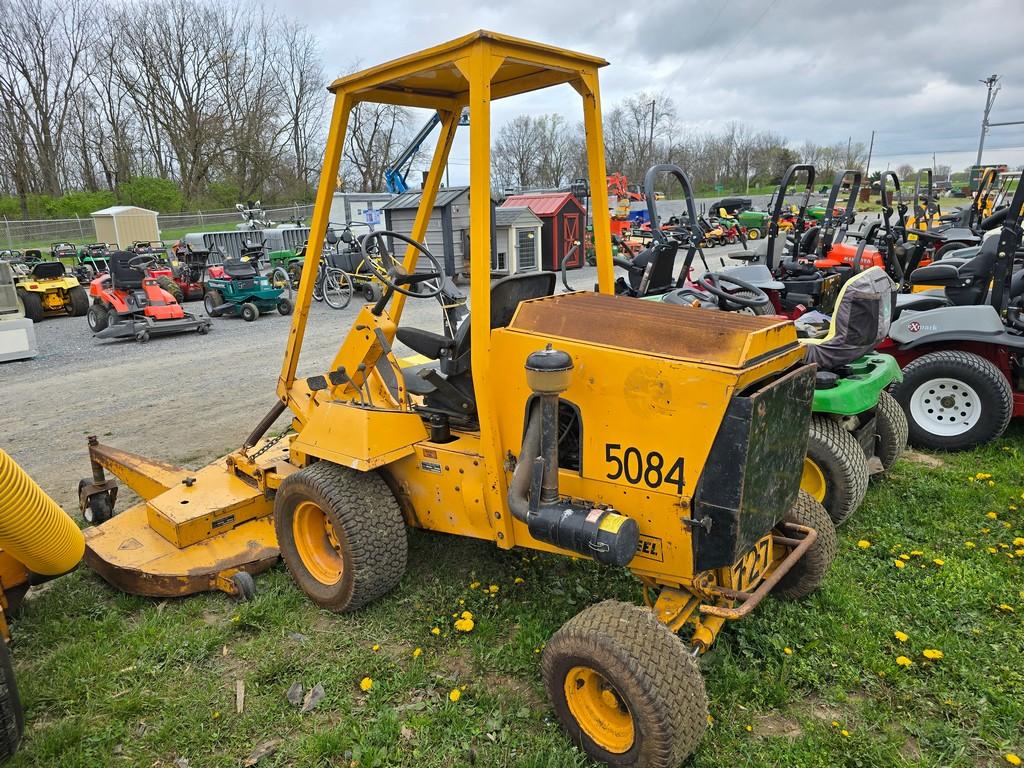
{"left": 807, "top": 414, "right": 869, "bottom": 525}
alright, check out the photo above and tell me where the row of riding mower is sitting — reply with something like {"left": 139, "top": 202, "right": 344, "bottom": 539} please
{"left": 75, "top": 33, "right": 841, "bottom": 768}
{"left": 10, "top": 257, "right": 89, "bottom": 323}
{"left": 203, "top": 255, "right": 293, "bottom": 321}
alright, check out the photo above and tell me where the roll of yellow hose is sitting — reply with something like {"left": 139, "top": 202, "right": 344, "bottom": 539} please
{"left": 0, "top": 449, "right": 84, "bottom": 576}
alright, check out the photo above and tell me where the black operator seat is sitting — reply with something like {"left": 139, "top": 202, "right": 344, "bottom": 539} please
{"left": 395, "top": 271, "right": 557, "bottom": 413}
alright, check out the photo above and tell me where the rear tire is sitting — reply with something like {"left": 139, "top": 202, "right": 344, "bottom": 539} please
{"left": 277, "top": 297, "right": 293, "bottom": 315}
{"left": 86, "top": 303, "right": 109, "bottom": 333}
{"left": 803, "top": 415, "right": 869, "bottom": 525}
{"left": 772, "top": 490, "right": 837, "bottom": 601}
{"left": 543, "top": 600, "right": 706, "bottom": 767}
{"left": 728, "top": 289, "right": 775, "bottom": 315}
{"left": 0, "top": 641, "right": 23, "bottom": 763}
{"left": 932, "top": 241, "right": 973, "bottom": 262}
{"left": 747, "top": 227, "right": 761, "bottom": 240}
{"left": 274, "top": 462, "right": 407, "bottom": 612}
{"left": 893, "top": 350, "right": 1012, "bottom": 450}
{"left": 17, "top": 290, "right": 43, "bottom": 323}
{"left": 157, "top": 276, "right": 183, "bottom": 304}
{"left": 68, "top": 285, "right": 89, "bottom": 316}
{"left": 874, "top": 390, "right": 908, "bottom": 472}
{"left": 204, "top": 289, "right": 225, "bottom": 318}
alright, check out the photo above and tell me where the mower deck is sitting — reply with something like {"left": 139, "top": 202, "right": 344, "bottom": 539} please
{"left": 95, "top": 312, "right": 210, "bottom": 340}
{"left": 82, "top": 439, "right": 288, "bottom": 597}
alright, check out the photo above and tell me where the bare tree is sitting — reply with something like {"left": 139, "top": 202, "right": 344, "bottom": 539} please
{"left": 276, "top": 19, "right": 327, "bottom": 194}
{"left": 342, "top": 101, "right": 413, "bottom": 192}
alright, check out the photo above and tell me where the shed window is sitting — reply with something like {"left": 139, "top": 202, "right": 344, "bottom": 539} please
{"left": 516, "top": 228, "right": 537, "bottom": 270}
{"left": 492, "top": 250, "right": 507, "bottom": 271}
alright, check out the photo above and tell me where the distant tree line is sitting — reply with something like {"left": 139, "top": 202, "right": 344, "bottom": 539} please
{"left": 0, "top": 0, "right": 326, "bottom": 217}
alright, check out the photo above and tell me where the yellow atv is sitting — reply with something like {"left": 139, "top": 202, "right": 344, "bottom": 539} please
{"left": 78, "top": 31, "right": 836, "bottom": 767}
{"left": 12, "top": 254, "right": 88, "bottom": 322}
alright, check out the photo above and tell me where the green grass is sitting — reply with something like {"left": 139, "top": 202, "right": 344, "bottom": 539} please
{"left": 9, "top": 426, "right": 1024, "bottom": 767}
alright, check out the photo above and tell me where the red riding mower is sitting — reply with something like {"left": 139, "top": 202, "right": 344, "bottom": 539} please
{"left": 86, "top": 251, "right": 211, "bottom": 342}
{"left": 126, "top": 241, "right": 203, "bottom": 303}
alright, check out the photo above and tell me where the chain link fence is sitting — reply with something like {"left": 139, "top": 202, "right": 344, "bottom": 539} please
{"left": 1, "top": 203, "right": 315, "bottom": 252}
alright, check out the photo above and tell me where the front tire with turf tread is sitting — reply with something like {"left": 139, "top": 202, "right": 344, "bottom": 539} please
{"left": 806, "top": 414, "right": 869, "bottom": 525}
{"left": 0, "top": 640, "right": 24, "bottom": 762}
{"left": 543, "top": 600, "right": 707, "bottom": 767}
{"left": 204, "top": 289, "right": 224, "bottom": 317}
{"left": 86, "top": 302, "right": 109, "bottom": 333}
{"left": 874, "top": 390, "right": 908, "bottom": 472}
{"left": 773, "top": 490, "right": 837, "bottom": 601}
{"left": 68, "top": 285, "right": 89, "bottom": 316}
{"left": 240, "top": 302, "right": 259, "bottom": 322}
{"left": 893, "top": 350, "right": 1012, "bottom": 450}
{"left": 274, "top": 462, "right": 407, "bottom": 612}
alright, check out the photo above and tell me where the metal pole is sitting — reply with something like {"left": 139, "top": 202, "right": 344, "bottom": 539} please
{"left": 647, "top": 100, "right": 656, "bottom": 169}
{"left": 976, "top": 75, "right": 1000, "bottom": 166}
{"left": 3, "top": 216, "right": 10, "bottom": 249}
{"left": 864, "top": 130, "right": 875, "bottom": 179}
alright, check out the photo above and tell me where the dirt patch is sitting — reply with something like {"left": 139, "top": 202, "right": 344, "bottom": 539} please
{"left": 796, "top": 695, "right": 844, "bottom": 724}
{"left": 483, "top": 672, "right": 545, "bottom": 708}
{"left": 902, "top": 450, "right": 945, "bottom": 468}
{"left": 900, "top": 735, "right": 922, "bottom": 761}
{"left": 752, "top": 713, "right": 803, "bottom": 739}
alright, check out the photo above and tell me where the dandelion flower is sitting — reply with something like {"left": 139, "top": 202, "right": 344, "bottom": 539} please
{"left": 988, "top": 547, "right": 999, "bottom": 554}
{"left": 857, "top": 540, "right": 871, "bottom": 549}
{"left": 448, "top": 688, "right": 461, "bottom": 702}
{"left": 783, "top": 647, "right": 793, "bottom": 655}
{"left": 1004, "top": 522, "right": 1013, "bottom": 529}
{"left": 707, "top": 714, "right": 715, "bottom": 725}
{"left": 893, "top": 559, "right": 906, "bottom": 569}
{"left": 988, "top": 512, "right": 999, "bottom": 520}
{"left": 454, "top": 617, "right": 475, "bottom": 633}
{"left": 982, "top": 527, "right": 992, "bottom": 534}
{"left": 896, "top": 656, "right": 913, "bottom": 667}
{"left": 488, "top": 584, "right": 499, "bottom": 594}
{"left": 431, "top": 627, "right": 441, "bottom": 636}
{"left": 360, "top": 677, "right": 373, "bottom": 692}
{"left": 745, "top": 725, "right": 752, "bottom": 732}
{"left": 412, "top": 647, "right": 423, "bottom": 658}
{"left": 831, "top": 721, "right": 840, "bottom": 728}
{"left": 1006, "top": 754, "right": 1021, "bottom": 766}
{"left": 841, "top": 729, "right": 850, "bottom": 737}
{"left": 461, "top": 610, "right": 473, "bottom": 621}
{"left": 212, "top": 711, "right": 221, "bottom": 719}
{"left": 469, "top": 581, "right": 480, "bottom": 589}
{"left": 933, "top": 558, "right": 945, "bottom": 566}
{"left": 372, "top": 644, "right": 380, "bottom": 652}
{"left": 922, "top": 649, "right": 944, "bottom": 660}
{"left": 900, "top": 553, "right": 911, "bottom": 561}
{"left": 910, "top": 550, "right": 923, "bottom": 557}
{"left": 514, "top": 577, "right": 525, "bottom": 584}
{"left": 894, "top": 631, "right": 909, "bottom": 643}
{"left": 965, "top": 541, "right": 976, "bottom": 549}
{"left": 998, "top": 604, "right": 1014, "bottom": 613}
{"left": 988, "top": 480, "right": 996, "bottom": 487}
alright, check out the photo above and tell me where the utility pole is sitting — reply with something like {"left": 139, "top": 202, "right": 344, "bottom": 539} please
{"left": 864, "top": 130, "right": 875, "bottom": 179}
{"left": 846, "top": 136, "right": 852, "bottom": 166}
{"left": 976, "top": 75, "right": 1001, "bottom": 166}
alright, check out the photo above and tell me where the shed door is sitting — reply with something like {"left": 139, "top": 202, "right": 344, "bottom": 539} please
{"left": 561, "top": 213, "right": 582, "bottom": 268}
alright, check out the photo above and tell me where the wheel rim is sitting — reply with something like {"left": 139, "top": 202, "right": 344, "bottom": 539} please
{"left": 564, "top": 665, "right": 634, "bottom": 754}
{"left": 748, "top": 228, "right": 760, "bottom": 240}
{"left": 909, "top": 377, "right": 981, "bottom": 436}
{"left": 292, "top": 500, "right": 345, "bottom": 585}
{"left": 801, "top": 457, "right": 827, "bottom": 502}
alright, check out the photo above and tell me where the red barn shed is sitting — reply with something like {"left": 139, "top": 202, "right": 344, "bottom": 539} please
{"left": 500, "top": 192, "right": 586, "bottom": 271}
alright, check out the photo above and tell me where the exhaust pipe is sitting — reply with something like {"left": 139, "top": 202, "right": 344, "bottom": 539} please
{"left": 508, "top": 345, "right": 639, "bottom": 567}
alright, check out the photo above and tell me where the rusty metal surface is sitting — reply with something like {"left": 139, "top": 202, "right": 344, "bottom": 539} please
{"left": 508, "top": 292, "right": 795, "bottom": 368}
{"left": 698, "top": 522, "right": 817, "bottom": 619}
{"left": 83, "top": 503, "right": 279, "bottom": 598}
{"left": 89, "top": 441, "right": 189, "bottom": 501}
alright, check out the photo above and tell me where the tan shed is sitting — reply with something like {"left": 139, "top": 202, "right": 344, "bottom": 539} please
{"left": 91, "top": 205, "right": 160, "bottom": 249}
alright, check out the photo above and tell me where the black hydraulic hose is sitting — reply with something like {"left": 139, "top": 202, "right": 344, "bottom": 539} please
{"left": 243, "top": 399, "right": 287, "bottom": 450}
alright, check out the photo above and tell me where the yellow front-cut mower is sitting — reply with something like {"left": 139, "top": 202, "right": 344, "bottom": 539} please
{"left": 78, "top": 31, "right": 836, "bottom": 766}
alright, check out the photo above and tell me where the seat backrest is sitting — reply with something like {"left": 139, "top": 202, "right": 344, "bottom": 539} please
{"left": 626, "top": 240, "right": 679, "bottom": 294}
{"left": 223, "top": 257, "right": 259, "bottom": 279}
{"left": 443, "top": 271, "right": 557, "bottom": 377}
{"left": 946, "top": 235, "right": 997, "bottom": 306}
{"left": 30, "top": 261, "right": 65, "bottom": 280}
{"left": 802, "top": 266, "right": 894, "bottom": 370}
{"left": 109, "top": 250, "right": 143, "bottom": 290}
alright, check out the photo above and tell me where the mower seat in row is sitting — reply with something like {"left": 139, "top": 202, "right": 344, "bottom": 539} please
{"left": 109, "top": 251, "right": 144, "bottom": 290}
{"left": 30, "top": 261, "right": 66, "bottom": 280}
{"left": 222, "top": 258, "right": 259, "bottom": 279}
{"left": 801, "top": 266, "right": 894, "bottom": 372}
{"left": 614, "top": 239, "right": 679, "bottom": 297}
{"left": 395, "top": 271, "right": 557, "bottom": 416}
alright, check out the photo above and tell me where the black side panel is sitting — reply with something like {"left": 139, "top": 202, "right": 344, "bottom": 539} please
{"left": 692, "top": 364, "right": 815, "bottom": 571}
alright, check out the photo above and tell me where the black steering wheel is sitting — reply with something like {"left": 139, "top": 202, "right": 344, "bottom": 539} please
{"left": 127, "top": 254, "right": 158, "bottom": 272}
{"left": 359, "top": 230, "right": 444, "bottom": 298}
{"left": 695, "top": 272, "right": 771, "bottom": 310}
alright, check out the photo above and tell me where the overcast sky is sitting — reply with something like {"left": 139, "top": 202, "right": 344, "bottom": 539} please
{"left": 271, "top": 0, "right": 1024, "bottom": 180}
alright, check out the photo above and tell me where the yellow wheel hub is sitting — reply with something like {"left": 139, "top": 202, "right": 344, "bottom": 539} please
{"left": 564, "top": 665, "right": 634, "bottom": 754}
{"left": 801, "top": 457, "right": 826, "bottom": 502}
{"left": 292, "top": 500, "right": 345, "bottom": 586}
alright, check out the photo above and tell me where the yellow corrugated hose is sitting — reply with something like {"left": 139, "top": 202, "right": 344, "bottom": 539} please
{"left": 0, "top": 448, "right": 84, "bottom": 576}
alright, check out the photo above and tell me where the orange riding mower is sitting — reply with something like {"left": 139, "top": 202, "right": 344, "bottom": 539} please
{"left": 86, "top": 251, "right": 211, "bottom": 342}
